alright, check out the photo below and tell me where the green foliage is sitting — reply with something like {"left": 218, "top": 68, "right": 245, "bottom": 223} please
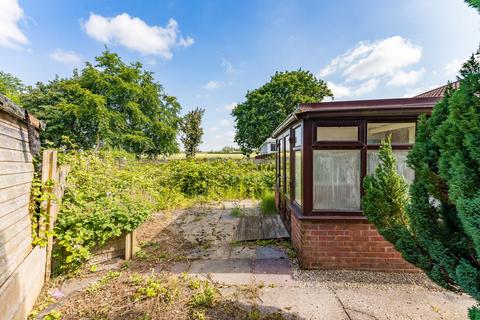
{"left": 465, "top": 0, "right": 480, "bottom": 13}
{"left": 230, "top": 204, "right": 245, "bottom": 217}
{"left": 180, "top": 107, "right": 205, "bottom": 158}
{"left": 259, "top": 191, "right": 276, "bottom": 215}
{"left": 21, "top": 50, "right": 182, "bottom": 156}
{"left": 53, "top": 150, "right": 274, "bottom": 273}
{"left": 0, "top": 71, "right": 24, "bottom": 104}
{"left": 168, "top": 158, "right": 274, "bottom": 199}
{"left": 362, "top": 136, "right": 410, "bottom": 243}
{"left": 135, "top": 277, "right": 178, "bottom": 302}
{"left": 29, "top": 173, "right": 56, "bottom": 247}
{"left": 232, "top": 70, "right": 332, "bottom": 154}
{"left": 188, "top": 281, "right": 217, "bottom": 308}
{"left": 363, "top": 48, "right": 480, "bottom": 317}
{"left": 42, "top": 309, "right": 62, "bottom": 320}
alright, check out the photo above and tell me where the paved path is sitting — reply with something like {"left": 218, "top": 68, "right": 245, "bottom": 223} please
{"left": 44, "top": 201, "right": 475, "bottom": 320}
{"left": 134, "top": 201, "right": 475, "bottom": 320}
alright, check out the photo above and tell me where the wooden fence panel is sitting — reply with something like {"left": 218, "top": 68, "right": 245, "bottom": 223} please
{"left": 0, "top": 97, "right": 45, "bottom": 320}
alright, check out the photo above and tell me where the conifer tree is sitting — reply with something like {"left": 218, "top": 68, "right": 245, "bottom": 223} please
{"left": 363, "top": 48, "right": 480, "bottom": 319}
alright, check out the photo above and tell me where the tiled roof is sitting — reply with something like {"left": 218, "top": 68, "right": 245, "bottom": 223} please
{"left": 414, "top": 81, "right": 460, "bottom": 98}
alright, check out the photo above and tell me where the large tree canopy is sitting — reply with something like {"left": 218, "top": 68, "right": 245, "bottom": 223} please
{"left": 0, "top": 71, "right": 25, "bottom": 104}
{"left": 21, "top": 50, "right": 182, "bottom": 156}
{"left": 232, "top": 70, "right": 332, "bottom": 154}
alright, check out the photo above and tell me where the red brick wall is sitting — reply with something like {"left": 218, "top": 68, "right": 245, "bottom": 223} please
{"left": 290, "top": 214, "right": 418, "bottom": 272}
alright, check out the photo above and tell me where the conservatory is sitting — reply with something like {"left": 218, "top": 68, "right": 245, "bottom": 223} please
{"left": 272, "top": 94, "right": 442, "bottom": 271}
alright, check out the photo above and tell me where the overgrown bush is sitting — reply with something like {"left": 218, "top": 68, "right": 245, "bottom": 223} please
{"left": 362, "top": 50, "right": 480, "bottom": 318}
{"left": 53, "top": 150, "right": 274, "bottom": 273}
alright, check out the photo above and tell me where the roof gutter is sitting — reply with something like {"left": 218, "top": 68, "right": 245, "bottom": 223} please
{"left": 271, "top": 111, "right": 298, "bottom": 138}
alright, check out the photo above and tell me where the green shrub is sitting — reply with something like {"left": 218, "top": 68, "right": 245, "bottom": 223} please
{"left": 53, "top": 151, "right": 274, "bottom": 274}
{"left": 362, "top": 135, "right": 410, "bottom": 242}
{"left": 259, "top": 191, "right": 276, "bottom": 215}
{"left": 362, "top": 49, "right": 480, "bottom": 317}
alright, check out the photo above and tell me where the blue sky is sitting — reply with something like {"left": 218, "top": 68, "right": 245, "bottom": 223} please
{"left": 0, "top": 0, "right": 479, "bottom": 151}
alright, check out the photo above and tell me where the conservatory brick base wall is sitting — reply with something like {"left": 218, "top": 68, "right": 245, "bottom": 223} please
{"left": 291, "top": 213, "right": 419, "bottom": 272}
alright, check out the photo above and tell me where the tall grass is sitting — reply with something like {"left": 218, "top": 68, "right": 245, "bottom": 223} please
{"left": 259, "top": 192, "right": 276, "bottom": 215}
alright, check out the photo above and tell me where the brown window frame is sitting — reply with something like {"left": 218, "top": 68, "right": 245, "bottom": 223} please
{"left": 292, "top": 124, "right": 302, "bottom": 207}
{"left": 309, "top": 119, "right": 416, "bottom": 217}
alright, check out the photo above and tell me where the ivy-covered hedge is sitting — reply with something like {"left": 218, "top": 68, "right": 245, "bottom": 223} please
{"left": 53, "top": 151, "right": 274, "bottom": 273}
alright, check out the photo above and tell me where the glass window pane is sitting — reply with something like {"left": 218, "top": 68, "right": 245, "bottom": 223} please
{"left": 294, "top": 150, "right": 302, "bottom": 206}
{"left": 367, "top": 150, "right": 414, "bottom": 184}
{"left": 294, "top": 126, "right": 302, "bottom": 147}
{"left": 285, "top": 135, "right": 290, "bottom": 197}
{"left": 313, "top": 150, "right": 361, "bottom": 210}
{"left": 317, "top": 126, "right": 358, "bottom": 141}
{"left": 367, "top": 123, "right": 415, "bottom": 144}
{"left": 279, "top": 139, "right": 283, "bottom": 189}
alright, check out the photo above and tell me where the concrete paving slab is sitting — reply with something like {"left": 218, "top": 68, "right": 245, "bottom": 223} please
{"left": 189, "top": 258, "right": 254, "bottom": 285}
{"left": 258, "top": 287, "right": 349, "bottom": 320}
{"left": 256, "top": 246, "right": 288, "bottom": 259}
{"left": 254, "top": 258, "right": 291, "bottom": 275}
{"left": 165, "top": 262, "right": 191, "bottom": 274}
{"left": 253, "top": 258, "right": 296, "bottom": 287}
{"left": 335, "top": 287, "right": 475, "bottom": 320}
{"left": 230, "top": 246, "right": 257, "bottom": 259}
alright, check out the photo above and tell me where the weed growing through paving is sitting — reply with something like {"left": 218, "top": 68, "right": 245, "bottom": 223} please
{"left": 189, "top": 281, "right": 218, "bottom": 308}
{"left": 230, "top": 239, "right": 297, "bottom": 259}
{"left": 230, "top": 203, "right": 246, "bottom": 217}
{"left": 259, "top": 192, "right": 276, "bottom": 215}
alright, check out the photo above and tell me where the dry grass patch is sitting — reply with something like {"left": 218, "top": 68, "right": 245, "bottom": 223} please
{"left": 42, "top": 271, "right": 293, "bottom": 320}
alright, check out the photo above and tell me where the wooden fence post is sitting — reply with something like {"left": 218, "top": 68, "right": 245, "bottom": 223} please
{"left": 41, "top": 150, "right": 70, "bottom": 281}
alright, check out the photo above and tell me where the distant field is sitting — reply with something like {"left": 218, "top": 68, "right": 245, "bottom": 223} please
{"left": 167, "top": 152, "right": 246, "bottom": 160}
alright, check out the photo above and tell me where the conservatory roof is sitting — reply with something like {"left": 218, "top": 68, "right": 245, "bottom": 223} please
{"left": 271, "top": 82, "right": 460, "bottom": 138}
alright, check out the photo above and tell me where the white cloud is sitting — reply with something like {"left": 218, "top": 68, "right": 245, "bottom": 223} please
{"left": 319, "top": 36, "right": 422, "bottom": 82}
{"left": 327, "top": 82, "right": 352, "bottom": 99}
{"left": 208, "top": 126, "right": 219, "bottom": 132}
{"left": 402, "top": 84, "right": 440, "bottom": 98}
{"left": 0, "top": 0, "right": 28, "bottom": 48}
{"left": 49, "top": 49, "right": 82, "bottom": 65}
{"left": 386, "top": 68, "right": 425, "bottom": 87}
{"left": 203, "top": 80, "right": 225, "bottom": 90}
{"left": 220, "top": 119, "right": 231, "bottom": 126}
{"left": 319, "top": 43, "right": 372, "bottom": 78}
{"left": 354, "top": 78, "right": 379, "bottom": 95}
{"left": 444, "top": 58, "right": 463, "bottom": 76}
{"left": 221, "top": 59, "right": 240, "bottom": 74}
{"left": 223, "top": 102, "right": 237, "bottom": 111}
{"left": 328, "top": 79, "right": 379, "bottom": 99}
{"left": 83, "top": 13, "right": 193, "bottom": 58}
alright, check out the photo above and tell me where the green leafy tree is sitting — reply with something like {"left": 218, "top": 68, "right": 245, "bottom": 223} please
{"left": 180, "top": 107, "right": 205, "bottom": 158}
{"left": 232, "top": 70, "right": 332, "bottom": 154}
{"left": 363, "top": 48, "right": 480, "bottom": 319}
{"left": 465, "top": 0, "right": 480, "bottom": 13}
{"left": 0, "top": 71, "right": 25, "bottom": 104}
{"left": 21, "top": 50, "right": 182, "bottom": 156}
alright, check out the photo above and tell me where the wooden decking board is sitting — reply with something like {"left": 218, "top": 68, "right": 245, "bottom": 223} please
{"left": 235, "top": 214, "right": 289, "bottom": 241}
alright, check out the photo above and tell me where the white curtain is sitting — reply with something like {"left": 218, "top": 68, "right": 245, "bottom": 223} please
{"left": 367, "top": 150, "right": 414, "bottom": 184}
{"left": 294, "top": 151, "right": 302, "bottom": 206}
{"left": 313, "top": 150, "right": 361, "bottom": 210}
